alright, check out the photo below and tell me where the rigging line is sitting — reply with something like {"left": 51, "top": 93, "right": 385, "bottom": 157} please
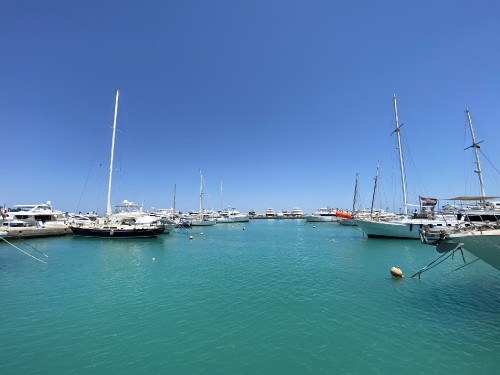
{"left": 1, "top": 238, "right": 47, "bottom": 264}
{"left": 76, "top": 147, "right": 100, "bottom": 213}
{"left": 401, "top": 127, "right": 429, "bottom": 199}
{"left": 479, "top": 149, "right": 500, "bottom": 177}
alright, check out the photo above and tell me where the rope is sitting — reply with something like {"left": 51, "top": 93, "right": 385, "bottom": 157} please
{"left": 445, "top": 257, "right": 480, "bottom": 275}
{"left": 1, "top": 238, "right": 47, "bottom": 264}
{"left": 412, "top": 243, "right": 483, "bottom": 279}
{"left": 18, "top": 239, "right": 49, "bottom": 258}
{"left": 411, "top": 250, "right": 457, "bottom": 280}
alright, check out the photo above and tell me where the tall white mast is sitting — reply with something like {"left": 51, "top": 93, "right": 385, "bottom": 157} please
{"left": 106, "top": 89, "right": 119, "bottom": 216}
{"left": 220, "top": 179, "right": 223, "bottom": 211}
{"left": 199, "top": 170, "right": 203, "bottom": 220}
{"left": 392, "top": 95, "right": 408, "bottom": 215}
{"left": 173, "top": 184, "right": 176, "bottom": 213}
{"left": 465, "top": 108, "right": 486, "bottom": 207}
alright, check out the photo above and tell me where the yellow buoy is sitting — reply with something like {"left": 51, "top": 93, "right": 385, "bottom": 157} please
{"left": 390, "top": 266, "right": 404, "bottom": 278}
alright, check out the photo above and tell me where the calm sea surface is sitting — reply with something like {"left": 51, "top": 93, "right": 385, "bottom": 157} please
{"left": 1, "top": 220, "right": 499, "bottom": 374}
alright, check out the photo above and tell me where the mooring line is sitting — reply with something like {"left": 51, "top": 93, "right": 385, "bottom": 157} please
{"left": 445, "top": 258, "right": 480, "bottom": 275}
{"left": 1, "top": 238, "right": 47, "bottom": 264}
{"left": 19, "top": 239, "right": 49, "bottom": 258}
{"left": 411, "top": 250, "right": 457, "bottom": 280}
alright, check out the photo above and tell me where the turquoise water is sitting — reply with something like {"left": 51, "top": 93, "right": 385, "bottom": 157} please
{"left": 1, "top": 220, "right": 499, "bottom": 374}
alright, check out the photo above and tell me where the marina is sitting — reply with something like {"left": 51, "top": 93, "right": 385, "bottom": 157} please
{"left": 1, "top": 220, "right": 498, "bottom": 374}
{"left": 3, "top": 2, "right": 500, "bottom": 373}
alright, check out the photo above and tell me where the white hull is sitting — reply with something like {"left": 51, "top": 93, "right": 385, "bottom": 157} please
{"left": 216, "top": 217, "right": 234, "bottom": 223}
{"left": 352, "top": 217, "right": 458, "bottom": 239}
{"left": 190, "top": 219, "right": 216, "bottom": 226}
{"left": 443, "top": 230, "right": 500, "bottom": 270}
{"left": 304, "top": 215, "right": 337, "bottom": 222}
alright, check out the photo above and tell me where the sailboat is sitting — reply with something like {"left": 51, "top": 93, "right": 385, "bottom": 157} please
{"left": 190, "top": 171, "right": 216, "bottom": 226}
{"left": 419, "top": 109, "right": 500, "bottom": 270}
{"left": 69, "top": 90, "right": 165, "bottom": 238}
{"left": 216, "top": 179, "right": 249, "bottom": 223}
{"left": 351, "top": 95, "right": 460, "bottom": 239}
{"left": 216, "top": 180, "right": 234, "bottom": 223}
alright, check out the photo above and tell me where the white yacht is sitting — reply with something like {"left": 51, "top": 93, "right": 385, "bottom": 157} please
{"left": 2, "top": 201, "right": 67, "bottom": 227}
{"left": 216, "top": 212, "right": 235, "bottom": 223}
{"left": 227, "top": 209, "right": 249, "bottom": 222}
{"left": 265, "top": 208, "right": 276, "bottom": 218}
{"left": 304, "top": 207, "right": 338, "bottom": 222}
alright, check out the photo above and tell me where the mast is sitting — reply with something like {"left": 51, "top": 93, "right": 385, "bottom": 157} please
{"left": 352, "top": 173, "right": 359, "bottom": 213}
{"left": 465, "top": 108, "right": 486, "bottom": 207}
{"left": 106, "top": 89, "right": 119, "bottom": 216}
{"left": 392, "top": 95, "right": 408, "bottom": 215}
{"left": 370, "top": 161, "right": 379, "bottom": 217}
{"left": 199, "top": 170, "right": 203, "bottom": 220}
{"left": 173, "top": 184, "right": 176, "bottom": 213}
{"left": 220, "top": 179, "right": 223, "bottom": 211}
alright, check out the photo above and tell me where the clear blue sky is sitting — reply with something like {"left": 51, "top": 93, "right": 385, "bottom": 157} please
{"left": 2, "top": 0, "right": 500, "bottom": 214}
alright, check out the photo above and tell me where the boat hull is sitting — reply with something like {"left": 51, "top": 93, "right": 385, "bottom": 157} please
{"left": 443, "top": 231, "right": 500, "bottom": 270}
{"left": 216, "top": 218, "right": 235, "bottom": 223}
{"left": 351, "top": 219, "right": 457, "bottom": 240}
{"left": 304, "top": 215, "right": 337, "bottom": 222}
{"left": 190, "top": 220, "right": 216, "bottom": 226}
{"left": 70, "top": 226, "right": 164, "bottom": 238}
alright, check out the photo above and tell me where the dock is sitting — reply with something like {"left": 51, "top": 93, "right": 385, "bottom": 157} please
{"left": 1, "top": 226, "right": 72, "bottom": 239}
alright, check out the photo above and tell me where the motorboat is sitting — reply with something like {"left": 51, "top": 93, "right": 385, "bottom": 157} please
{"left": 2, "top": 201, "right": 67, "bottom": 227}
{"left": 265, "top": 208, "right": 277, "bottom": 218}
{"left": 304, "top": 207, "right": 338, "bottom": 222}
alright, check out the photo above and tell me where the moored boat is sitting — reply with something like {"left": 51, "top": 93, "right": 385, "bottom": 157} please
{"left": 265, "top": 208, "right": 277, "bottom": 218}
{"left": 305, "top": 207, "right": 338, "bottom": 222}
{"left": 2, "top": 201, "right": 67, "bottom": 227}
{"left": 68, "top": 90, "right": 164, "bottom": 238}
{"left": 353, "top": 96, "right": 461, "bottom": 239}
{"left": 421, "top": 223, "right": 500, "bottom": 271}
{"left": 190, "top": 171, "right": 216, "bottom": 226}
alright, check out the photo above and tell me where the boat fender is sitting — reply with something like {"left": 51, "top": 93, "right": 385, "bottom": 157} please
{"left": 390, "top": 266, "right": 404, "bottom": 278}
{"left": 419, "top": 229, "right": 427, "bottom": 244}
